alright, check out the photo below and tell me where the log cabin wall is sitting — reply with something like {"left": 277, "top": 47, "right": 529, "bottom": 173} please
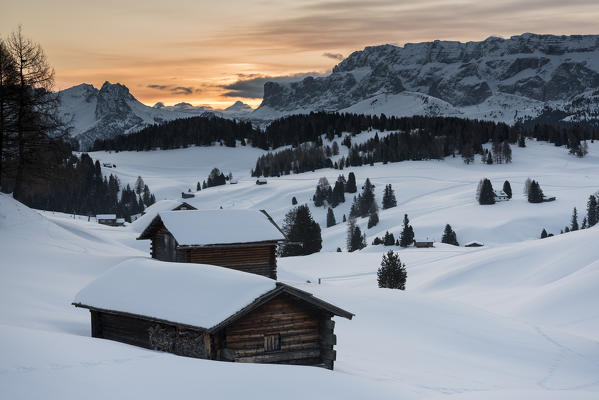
{"left": 150, "top": 228, "right": 178, "bottom": 262}
{"left": 90, "top": 310, "right": 208, "bottom": 358}
{"left": 185, "top": 244, "right": 277, "bottom": 279}
{"left": 221, "top": 293, "right": 330, "bottom": 367}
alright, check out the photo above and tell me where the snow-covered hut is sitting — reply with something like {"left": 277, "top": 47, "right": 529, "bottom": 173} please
{"left": 494, "top": 190, "right": 510, "bottom": 201}
{"left": 137, "top": 209, "right": 286, "bottom": 279}
{"left": 414, "top": 240, "right": 434, "bottom": 248}
{"left": 72, "top": 259, "right": 353, "bottom": 369}
{"left": 464, "top": 241, "right": 484, "bottom": 247}
{"left": 96, "top": 214, "right": 121, "bottom": 226}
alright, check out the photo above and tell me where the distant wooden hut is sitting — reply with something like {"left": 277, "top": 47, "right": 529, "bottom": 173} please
{"left": 137, "top": 210, "right": 286, "bottom": 279}
{"left": 73, "top": 259, "right": 353, "bottom": 370}
{"left": 494, "top": 190, "right": 510, "bottom": 202}
{"left": 414, "top": 241, "right": 434, "bottom": 248}
{"left": 172, "top": 201, "right": 196, "bottom": 211}
{"left": 96, "top": 214, "right": 124, "bottom": 226}
{"left": 464, "top": 241, "right": 484, "bottom": 247}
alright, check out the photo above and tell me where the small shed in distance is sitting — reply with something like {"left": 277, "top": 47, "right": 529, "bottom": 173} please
{"left": 414, "top": 240, "right": 434, "bottom": 248}
{"left": 464, "top": 241, "right": 484, "bottom": 247}
{"left": 73, "top": 259, "right": 353, "bottom": 370}
{"left": 137, "top": 210, "right": 286, "bottom": 279}
{"left": 96, "top": 214, "right": 124, "bottom": 226}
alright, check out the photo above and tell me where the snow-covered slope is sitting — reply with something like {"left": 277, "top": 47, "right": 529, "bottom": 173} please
{"left": 58, "top": 82, "right": 252, "bottom": 149}
{"left": 2, "top": 181, "right": 599, "bottom": 399}
{"left": 254, "top": 33, "right": 599, "bottom": 123}
{"left": 90, "top": 136, "right": 599, "bottom": 250}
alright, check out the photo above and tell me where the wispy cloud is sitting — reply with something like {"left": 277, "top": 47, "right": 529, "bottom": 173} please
{"left": 147, "top": 84, "right": 200, "bottom": 95}
{"left": 323, "top": 52, "right": 344, "bottom": 61}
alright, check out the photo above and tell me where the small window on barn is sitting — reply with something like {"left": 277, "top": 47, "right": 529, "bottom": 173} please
{"left": 264, "top": 333, "right": 281, "bottom": 352}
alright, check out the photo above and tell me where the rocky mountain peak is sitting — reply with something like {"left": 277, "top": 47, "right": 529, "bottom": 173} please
{"left": 256, "top": 33, "right": 599, "bottom": 121}
{"left": 225, "top": 101, "right": 253, "bottom": 113}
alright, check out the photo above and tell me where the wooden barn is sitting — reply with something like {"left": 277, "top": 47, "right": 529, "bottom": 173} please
{"left": 414, "top": 240, "right": 434, "bottom": 248}
{"left": 72, "top": 259, "right": 353, "bottom": 369}
{"left": 137, "top": 210, "right": 285, "bottom": 279}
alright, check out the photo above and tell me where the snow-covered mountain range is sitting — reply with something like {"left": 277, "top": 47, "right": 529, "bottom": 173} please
{"left": 57, "top": 82, "right": 252, "bottom": 149}
{"left": 253, "top": 33, "right": 599, "bottom": 123}
{"left": 59, "top": 33, "right": 599, "bottom": 149}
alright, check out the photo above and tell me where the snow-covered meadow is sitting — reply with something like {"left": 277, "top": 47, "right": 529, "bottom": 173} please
{"left": 2, "top": 135, "right": 599, "bottom": 399}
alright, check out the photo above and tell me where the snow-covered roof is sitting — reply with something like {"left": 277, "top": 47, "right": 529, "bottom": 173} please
{"left": 73, "top": 258, "right": 352, "bottom": 329}
{"left": 129, "top": 200, "right": 190, "bottom": 232}
{"left": 464, "top": 241, "right": 484, "bottom": 246}
{"left": 96, "top": 214, "right": 116, "bottom": 220}
{"left": 73, "top": 258, "right": 277, "bottom": 329}
{"left": 138, "top": 209, "right": 285, "bottom": 246}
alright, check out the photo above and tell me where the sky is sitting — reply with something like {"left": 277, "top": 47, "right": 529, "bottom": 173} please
{"left": 2, "top": 0, "right": 599, "bottom": 109}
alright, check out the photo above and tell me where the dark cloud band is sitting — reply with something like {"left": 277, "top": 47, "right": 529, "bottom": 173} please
{"left": 219, "top": 72, "right": 325, "bottom": 98}
{"left": 147, "top": 84, "right": 199, "bottom": 95}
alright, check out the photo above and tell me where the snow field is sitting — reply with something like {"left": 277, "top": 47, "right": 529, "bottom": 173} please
{"left": 1, "top": 134, "right": 598, "bottom": 399}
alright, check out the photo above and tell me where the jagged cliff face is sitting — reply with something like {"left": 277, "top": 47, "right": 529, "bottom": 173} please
{"left": 256, "top": 34, "right": 599, "bottom": 123}
{"left": 58, "top": 82, "right": 226, "bottom": 150}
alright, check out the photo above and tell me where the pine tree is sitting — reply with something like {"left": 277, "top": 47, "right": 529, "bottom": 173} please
{"left": 332, "top": 141, "right": 339, "bottom": 155}
{"left": 527, "top": 180, "right": 544, "bottom": 203}
{"left": 196, "top": 182, "right": 201, "bottom": 191}
{"left": 358, "top": 178, "right": 376, "bottom": 217}
{"left": 342, "top": 214, "right": 346, "bottom": 222}
{"left": 382, "top": 184, "right": 397, "bottom": 209}
{"left": 377, "top": 251, "right": 407, "bottom": 290}
{"left": 292, "top": 196, "right": 298, "bottom": 205}
{"left": 478, "top": 179, "right": 496, "bottom": 205}
{"left": 518, "top": 135, "right": 526, "bottom": 148}
{"left": 331, "top": 176, "right": 346, "bottom": 207}
{"left": 326, "top": 207, "right": 336, "bottom": 228}
{"left": 279, "top": 205, "right": 322, "bottom": 257}
{"left": 503, "top": 180, "right": 512, "bottom": 199}
{"left": 441, "top": 224, "right": 459, "bottom": 246}
{"left": 345, "top": 172, "right": 357, "bottom": 193}
{"left": 540, "top": 228, "right": 548, "bottom": 239}
{"left": 313, "top": 177, "right": 331, "bottom": 207}
{"left": 581, "top": 217, "right": 587, "bottom": 229}
{"left": 349, "top": 195, "right": 359, "bottom": 218}
{"left": 399, "top": 214, "right": 414, "bottom": 247}
{"left": 207, "top": 168, "right": 226, "bottom": 187}
{"left": 570, "top": 207, "right": 579, "bottom": 231}
{"left": 346, "top": 217, "right": 366, "bottom": 252}
{"left": 486, "top": 152, "right": 493, "bottom": 165}
{"left": 586, "top": 195, "right": 597, "bottom": 227}
{"left": 367, "top": 208, "right": 379, "bottom": 228}
{"left": 503, "top": 141, "right": 512, "bottom": 163}
{"left": 142, "top": 184, "right": 151, "bottom": 205}
{"left": 135, "top": 176, "right": 145, "bottom": 195}
{"left": 383, "top": 231, "right": 395, "bottom": 246}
